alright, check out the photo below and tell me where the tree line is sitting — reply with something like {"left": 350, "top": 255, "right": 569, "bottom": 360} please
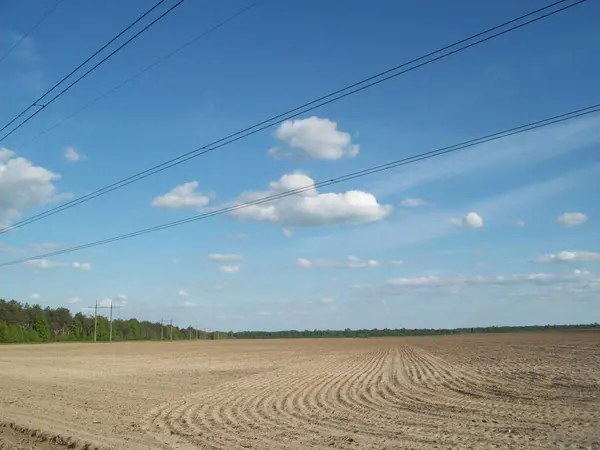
{"left": 0, "top": 298, "right": 597, "bottom": 344}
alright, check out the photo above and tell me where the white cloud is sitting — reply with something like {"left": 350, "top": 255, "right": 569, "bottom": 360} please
{"left": 386, "top": 272, "right": 591, "bottom": 288}
{"left": 400, "top": 198, "right": 428, "bottom": 207}
{"left": 72, "top": 262, "right": 91, "bottom": 270}
{"left": 516, "top": 218, "right": 525, "bottom": 227}
{"left": 556, "top": 212, "right": 588, "bottom": 227}
{"left": 350, "top": 283, "right": 374, "bottom": 289}
{"left": 449, "top": 212, "right": 484, "bottom": 228}
{"left": 177, "top": 289, "right": 189, "bottom": 297}
{"left": 183, "top": 301, "right": 196, "bottom": 308}
{"left": 99, "top": 294, "right": 128, "bottom": 307}
{"left": 23, "top": 259, "right": 90, "bottom": 271}
{"left": 297, "top": 255, "right": 380, "bottom": 269}
{"left": 321, "top": 297, "right": 334, "bottom": 304}
{"left": 297, "top": 257, "right": 313, "bottom": 269}
{"left": 302, "top": 164, "right": 600, "bottom": 256}
{"left": 219, "top": 265, "right": 240, "bottom": 274}
{"left": 207, "top": 253, "right": 243, "bottom": 262}
{"left": 67, "top": 297, "right": 81, "bottom": 304}
{"left": 346, "top": 255, "right": 380, "bottom": 268}
{"left": 29, "top": 293, "right": 41, "bottom": 300}
{"left": 151, "top": 181, "right": 211, "bottom": 210}
{"left": 230, "top": 173, "right": 391, "bottom": 226}
{"left": 389, "top": 276, "right": 443, "bottom": 287}
{"left": 63, "top": 146, "right": 83, "bottom": 163}
{"left": 574, "top": 269, "right": 591, "bottom": 276}
{"left": 535, "top": 251, "right": 600, "bottom": 263}
{"left": 258, "top": 311, "right": 272, "bottom": 316}
{"left": 271, "top": 116, "right": 359, "bottom": 160}
{"left": 23, "top": 259, "right": 63, "bottom": 269}
{"left": 283, "top": 228, "right": 294, "bottom": 238}
{"left": 0, "top": 148, "right": 71, "bottom": 228}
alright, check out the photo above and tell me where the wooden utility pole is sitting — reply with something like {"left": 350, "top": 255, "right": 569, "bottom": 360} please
{"left": 93, "top": 301, "right": 98, "bottom": 343}
{"left": 109, "top": 303, "right": 114, "bottom": 343}
{"left": 84, "top": 302, "right": 120, "bottom": 343}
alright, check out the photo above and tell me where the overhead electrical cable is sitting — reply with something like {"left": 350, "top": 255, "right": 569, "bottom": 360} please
{"left": 0, "top": 0, "right": 587, "bottom": 236}
{"left": 0, "top": 0, "right": 187, "bottom": 142}
{"left": 1, "top": 102, "right": 599, "bottom": 268}
{"left": 0, "top": 0, "right": 65, "bottom": 65}
{"left": 16, "top": 0, "right": 262, "bottom": 151}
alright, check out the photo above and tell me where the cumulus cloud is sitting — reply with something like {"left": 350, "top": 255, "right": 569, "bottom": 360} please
{"left": 177, "top": 289, "right": 189, "bottom": 297}
{"left": 29, "top": 293, "right": 41, "bottom": 300}
{"left": 297, "top": 255, "right": 380, "bottom": 269}
{"left": 183, "top": 301, "right": 196, "bottom": 308}
{"left": 0, "top": 148, "right": 70, "bottom": 228}
{"left": 535, "top": 251, "right": 600, "bottom": 263}
{"left": 67, "top": 297, "right": 81, "bottom": 304}
{"left": 230, "top": 173, "right": 391, "bottom": 226}
{"left": 151, "top": 181, "right": 211, "bottom": 210}
{"left": 516, "top": 219, "right": 526, "bottom": 227}
{"left": 283, "top": 228, "right": 294, "bottom": 238}
{"left": 99, "top": 294, "right": 128, "bottom": 307}
{"left": 449, "top": 212, "right": 484, "bottom": 228}
{"left": 207, "top": 253, "right": 243, "bottom": 262}
{"left": 63, "top": 146, "right": 83, "bottom": 163}
{"left": 556, "top": 212, "right": 588, "bottom": 227}
{"left": 400, "top": 198, "right": 428, "bottom": 207}
{"left": 72, "top": 262, "right": 91, "bottom": 270}
{"left": 269, "top": 116, "right": 359, "bottom": 160}
{"left": 219, "top": 265, "right": 240, "bottom": 274}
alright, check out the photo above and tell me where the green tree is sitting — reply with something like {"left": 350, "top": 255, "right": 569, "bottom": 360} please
{"left": 33, "top": 313, "right": 51, "bottom": 341}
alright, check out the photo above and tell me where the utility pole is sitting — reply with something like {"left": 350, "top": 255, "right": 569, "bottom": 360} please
{"left": 109, "top": 303, "right": 114, "bottom": 343}
{"left": 94, "top": 301, "right": 98, "bottom": 343}
{"left": 84, "top": 303, "right": 120, "bottom": 343}
{"left": 160, "top": 319, "right": 164, "bottom": 341}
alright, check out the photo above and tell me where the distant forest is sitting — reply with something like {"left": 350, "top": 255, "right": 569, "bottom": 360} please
{"left": 1, "top": 298, "right": 598, "bottom": 344}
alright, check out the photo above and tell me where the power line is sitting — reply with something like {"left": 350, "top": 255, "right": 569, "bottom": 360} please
{"left": 0, "top": 0, "right": 65, "bottom": 65}
{"left": 0, "top": 0, "right": 166, "bottom": 135}
{"left": 1, "top": 102, "right": 598, "bottom": 268}
{"left": 0, "top": 0, "right": 187, "bottom": 142}
{"left": 16, "top": 0, "right": 263, "bottom": 151}
{"left": 0, "top": 0, "right": 586, "bottom": 235}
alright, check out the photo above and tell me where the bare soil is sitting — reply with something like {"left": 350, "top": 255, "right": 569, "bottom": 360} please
{"left": 1, "top": 332, "right": 599, "bottom": 449}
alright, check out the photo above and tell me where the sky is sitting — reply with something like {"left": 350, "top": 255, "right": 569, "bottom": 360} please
{"left": 0, "top": 0, "right": 599, "bottom": 331}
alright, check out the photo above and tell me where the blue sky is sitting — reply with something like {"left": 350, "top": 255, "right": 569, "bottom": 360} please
{"left": 0, "top": 0, "right": 598, "bottom": 331}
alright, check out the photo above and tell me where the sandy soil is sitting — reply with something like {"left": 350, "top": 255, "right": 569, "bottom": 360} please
{"left": 0, "top": 332, "right": 599, "bottom": 449}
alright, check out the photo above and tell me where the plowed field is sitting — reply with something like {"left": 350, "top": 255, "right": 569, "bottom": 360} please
{"left": 1, "top": 332, "right": 599, "bottom": 449}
